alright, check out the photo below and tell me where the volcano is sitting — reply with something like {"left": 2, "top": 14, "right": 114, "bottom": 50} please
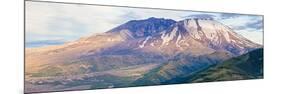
{"left": 25, "top": 17, "right": 262, "bottom": 93}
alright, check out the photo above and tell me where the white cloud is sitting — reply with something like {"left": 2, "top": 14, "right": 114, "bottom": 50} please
{"left": 219, "top": 15, "right": 263, "bottom": 30}
{"left": 217, "top": 15, "right": 263, "bottom": 45}
{"left": 236, "top": 29, "right": 263, "bottom": 44}
{"left": 26, "top": 1, "right": 128, "bottom": 42}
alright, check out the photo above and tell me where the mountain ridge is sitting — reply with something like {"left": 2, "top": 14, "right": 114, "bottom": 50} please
{"left": 100, "top": 18, "right": 261, "bottom": 56}
{"left": 25, "top": 17, "right": 261, "bottom": 73}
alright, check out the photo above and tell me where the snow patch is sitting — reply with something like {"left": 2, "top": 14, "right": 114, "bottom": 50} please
{"left": 161, "top": 27, "right": 178, "bottom": 46}
{"left": 176, "top": 33, "right": 182, "bottom": 48}
{"left": 187, "top": 19, "right": 202, "bottom": 40}
{"left": 212, "top": 22, "right": 231, "bottom": 42}
{"left": 139, "top": 36, "right": 151, "bottom": 48}
{"left": 193, "top": 32, "right": 201, "bottom": 39}
{"left": 150, "top": 43, "right": 155, "bottom": 46}
{"left": 198, "top": 20, "right": 218, "bottom": 41}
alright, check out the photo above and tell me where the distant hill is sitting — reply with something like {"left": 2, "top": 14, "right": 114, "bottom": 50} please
{"left": 131, "top": 50, "right": 233, "bottom": 86}
{"left": 154, "top": 48, "right": 263, "bottom": 84}
{"left": 189, "top": 48, "right": 263, "bottom": 82}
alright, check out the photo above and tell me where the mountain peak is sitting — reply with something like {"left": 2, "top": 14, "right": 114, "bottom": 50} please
{"left": 135, "top": 17, "right": 174, "bottom": 22}
{"left": 132, "top": 18, "right": 260, "bottom": 55}
{"left": 124, "top": 17, "right": 177, "bottom": 26}
{"left": 147, "top": 17, "right": 163, "bottom": 20}
{"left": 107, "top": 17, "right": 176, "bottom": 38}
{"left": 88, "top": 17, "right": 260, "bottom": 55}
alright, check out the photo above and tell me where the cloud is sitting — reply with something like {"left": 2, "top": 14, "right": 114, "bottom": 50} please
{"left": 47, "top": 17, "right": 88, "bottom": 36}
{"left": 220, "top": 13, "right": 241, "bottom": 19}
{"left": 26, "top": 1, "right": 128, "bottom": 42}
{"left": 185, "top": 14, "right": 216, "bottom": 19}
{"left": 219, "top": 15, "right": 263, "bottom": 31}
{"left": 217, "top": 14, "right": 263, "bottom": 45}
{"left": 181, "top": 12, "right": 222, "bottom": 20}
{"left": 235, "top": 29, "right": 263, "bottom": 44}
{"left": 246, "top": 20, "right": 263, "bottom": 30}
{"left": 117, "top": 7, "right": 188, "bottom": 21}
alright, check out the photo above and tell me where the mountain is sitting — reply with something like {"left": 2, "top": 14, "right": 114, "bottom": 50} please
{"left": 25, "top": 17, "right": 177, "bottom": 73}
{"left": 25, "top": 18, "right": 261, "bottom": 73}
{"left": 96, "top": 18, "right": 261, "bottom": 58}
{"left": 25, "top": 17, "right": 262, "bottom": 93}
{"left": 152, "top": 48, "right": 263, "bottom": 84}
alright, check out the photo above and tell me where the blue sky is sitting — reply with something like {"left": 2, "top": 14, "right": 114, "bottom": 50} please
{"left": 26, "top": 1, "right": 263, "bottom": 47}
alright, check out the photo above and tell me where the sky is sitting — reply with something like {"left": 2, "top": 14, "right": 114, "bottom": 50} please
{"left": 25, "top": 1, "right": 263, "bottom": 47}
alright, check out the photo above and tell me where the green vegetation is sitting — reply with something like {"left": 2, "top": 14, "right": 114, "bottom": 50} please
{"left": 131, "top": 54, "right": 217, "bottom": 86}
{"left": 131, "top": 62, "right": 169, "bottom": 86}
{"left": 31, "top": 66, "right": 63, "bottom": 77}
{"left": 189, "top": 48, "right": 263, "bottom": 82}
{"left": 89, "top": 75, "right": 135, "bottom": 89}
{"left": 132, "top": 48, "right": 263, "bottom": 85}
